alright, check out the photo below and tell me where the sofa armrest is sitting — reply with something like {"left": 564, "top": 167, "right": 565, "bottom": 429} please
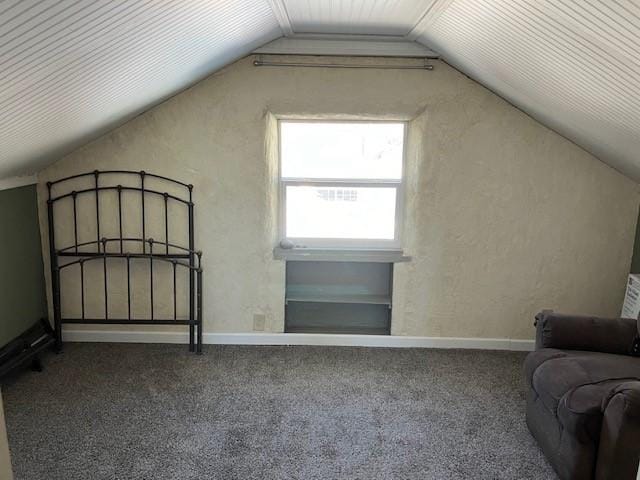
{"left": 534, "top": 311, "right": 638, "bottom": 355}
{"left": 595, "top": 382, "right": 640, "bottom": 480}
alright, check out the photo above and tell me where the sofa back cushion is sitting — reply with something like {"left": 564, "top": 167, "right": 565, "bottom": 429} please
{"left": 535, "top": 312, "right": 637, "bottom": 356}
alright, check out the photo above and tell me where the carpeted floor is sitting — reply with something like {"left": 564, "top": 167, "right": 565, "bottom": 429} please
{"left": 2, "top": 344, "right": 556, "bottom": 479}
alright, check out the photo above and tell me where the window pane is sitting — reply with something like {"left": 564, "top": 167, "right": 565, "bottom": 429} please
{"left": 286, "top": 186, "right": 396, "bottom": 240}
{"left": 281, "top": 122, "right": 404, "bottom": 180}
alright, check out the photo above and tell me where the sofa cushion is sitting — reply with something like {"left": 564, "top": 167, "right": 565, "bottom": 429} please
{"left": 557, "top": 379, "right": 637, "bottom": 444}
{"left": 534, "top": 312, "right": 638, "bottom": 355}
{"left": 524, "top": 348, "right": 568, "bottom": 387}
{"left": 529, "top": 349, "right": 640, "bottom": 415}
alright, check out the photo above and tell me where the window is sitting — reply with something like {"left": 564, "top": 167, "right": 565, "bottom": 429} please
{"left": 279, "top": 120, "right": 405, "bottom": 249}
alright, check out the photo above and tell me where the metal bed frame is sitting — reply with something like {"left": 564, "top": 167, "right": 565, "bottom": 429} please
{"left": 47, "top": 170, "right": 203, "bottom": 354}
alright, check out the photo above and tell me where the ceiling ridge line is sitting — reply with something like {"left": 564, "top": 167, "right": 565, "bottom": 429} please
{"left": 252, "top": 36, "right": 438, "bottom": 59}
{"left": 265, "top": 0, "right": 294, "bottom": 36}
{"left": 285, "top": 32, "right": 415, "bottom": 41}
{"left": 406, "top": 0, "right": 455, "bottom": 41}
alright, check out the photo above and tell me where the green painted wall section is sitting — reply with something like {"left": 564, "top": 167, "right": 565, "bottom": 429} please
{"left": 0, "top": 185, "right": 46, "bottom": 347}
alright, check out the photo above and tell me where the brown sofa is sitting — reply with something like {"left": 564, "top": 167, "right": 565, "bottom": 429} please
{"left": 524, "top": 311, "right": 640, "bottom": 480}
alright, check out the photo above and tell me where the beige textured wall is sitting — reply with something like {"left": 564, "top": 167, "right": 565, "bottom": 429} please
{"left": 37, "top": 56, "right": 639, "bottom": 340}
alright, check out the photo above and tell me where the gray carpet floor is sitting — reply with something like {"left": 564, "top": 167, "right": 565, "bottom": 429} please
{"left": 2, "top": 344, "right": 556, "bottom": 479}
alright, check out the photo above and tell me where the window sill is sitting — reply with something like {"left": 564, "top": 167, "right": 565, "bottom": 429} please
{"left": 273, "top": 247, "right": 411, "bottom": 263}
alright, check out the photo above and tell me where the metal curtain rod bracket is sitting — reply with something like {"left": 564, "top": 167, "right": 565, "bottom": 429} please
{"left": 253, "top": 59, "right": 434, "bottom": 71}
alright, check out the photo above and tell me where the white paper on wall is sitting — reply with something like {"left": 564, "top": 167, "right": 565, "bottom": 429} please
{"left": 621, "top": 274, "right": 640, "bottom": 319}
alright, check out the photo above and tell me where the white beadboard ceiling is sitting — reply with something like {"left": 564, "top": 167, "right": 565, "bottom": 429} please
{"left": 1, "top": 0, "right": 639, "bottom": 182}
{"left": 417, "top": 0, "right": 640, "bottom": 182}
{"left": 281, "top": 0, "right": 437, "bottom": 36}
{"left": 0, "top": 0, "right": 281, "bottom": 178}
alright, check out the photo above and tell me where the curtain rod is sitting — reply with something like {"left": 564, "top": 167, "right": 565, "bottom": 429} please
{"left": 253, "top": 59, "right": 434, "bottom": 70}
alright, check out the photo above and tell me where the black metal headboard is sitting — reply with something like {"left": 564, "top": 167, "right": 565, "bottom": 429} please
{"left": 47, "top": 170, "right": 203, "bottom": 353}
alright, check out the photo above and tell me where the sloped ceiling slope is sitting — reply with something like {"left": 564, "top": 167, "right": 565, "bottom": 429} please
{"left": 0, "top": 0, "right": 280, "bottom": 178}
{"left": 416, "top": 0, "right": 640, "bottom": 181}
{"left": 2, "top": 0, "right": 639, "bottom": 183}
{"left": 268, "top": 0, "right": 640, "bottom": 181}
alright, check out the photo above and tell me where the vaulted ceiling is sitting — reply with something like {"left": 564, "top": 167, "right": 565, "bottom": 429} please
{"left": 1, "top": 1, "right": 639, "bottom": 181}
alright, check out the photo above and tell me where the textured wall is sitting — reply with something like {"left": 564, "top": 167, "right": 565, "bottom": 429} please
{"left": 37, "top": 56, "right": 639, "bottom": 340}
{"left": 0, "top": 185, "right": 47, "bottom": 347}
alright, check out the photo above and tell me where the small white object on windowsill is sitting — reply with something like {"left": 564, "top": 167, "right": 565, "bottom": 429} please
{"left": 279, "top": 239, "right": 296, "bottom": 249}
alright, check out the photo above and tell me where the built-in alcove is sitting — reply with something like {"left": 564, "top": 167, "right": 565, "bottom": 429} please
{"left": 284, "top": 260, "right": 393, "bottom": 335}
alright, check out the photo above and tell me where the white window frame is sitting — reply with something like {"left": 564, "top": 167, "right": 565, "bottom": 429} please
{"left": 278, "top": 119, "right": 406, "bottom": 250}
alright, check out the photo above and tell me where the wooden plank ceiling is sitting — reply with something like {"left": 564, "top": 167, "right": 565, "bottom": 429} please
{"left": 1, "top": 0, "right": 639, "bottom": 181}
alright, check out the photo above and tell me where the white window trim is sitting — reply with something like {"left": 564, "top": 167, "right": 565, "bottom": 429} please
{"left": 277, "top": 119, "right": 407, "bottom": 250}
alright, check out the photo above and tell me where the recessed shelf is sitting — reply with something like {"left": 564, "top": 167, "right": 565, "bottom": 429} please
{"left": 284, "top": 260, "right": 393, "bottom": 335}
{"left": 285, "top": 292, "right": 391, "bottom": 306}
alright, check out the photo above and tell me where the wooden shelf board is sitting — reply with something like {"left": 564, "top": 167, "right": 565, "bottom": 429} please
{"left": 285, "top": 292, "right": 391, "bottom": 306}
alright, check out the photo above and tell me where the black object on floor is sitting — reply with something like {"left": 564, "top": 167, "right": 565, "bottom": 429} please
{"left": 3, "top": 343, "right": 557, "bottom": 480}
{"left": 0, "top": 319, "right": 55, "bottom": 379}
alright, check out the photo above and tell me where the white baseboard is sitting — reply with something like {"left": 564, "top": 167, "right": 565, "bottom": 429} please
{"left": 62, "top": 329, "right": 535, "bottom": 351}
